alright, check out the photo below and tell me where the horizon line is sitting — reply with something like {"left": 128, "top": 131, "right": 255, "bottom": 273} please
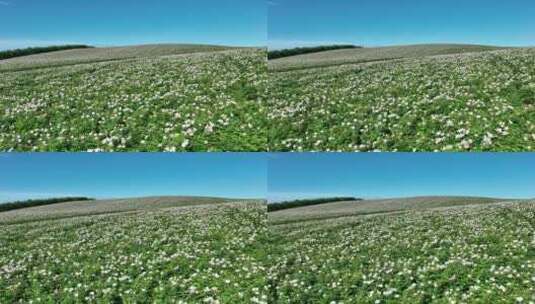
{"left": 267, "top": 194, "right": 533, "bottom": 203}
{"left": 267, "top": 41, "right": 535, "bottom": 51}
{"left": 0, "top": 194, "right": 266, "bottom": 204}
{"left": 0, "top": 41, "right": 268, "bottom": 52}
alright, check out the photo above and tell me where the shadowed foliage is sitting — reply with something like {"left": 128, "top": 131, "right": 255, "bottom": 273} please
{"left": 268, "top": 45, "right": 361, "bottom": 59}
{"left": 0, "top": 197, "right": 94, "bottom": 212}
{"left": 268, "top": 197, "right": 360, "bottom": 212}
{"left": 0, "top": 45, "right": 93, "bottom": 60}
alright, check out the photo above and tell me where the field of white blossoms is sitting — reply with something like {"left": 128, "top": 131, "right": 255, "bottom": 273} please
{"left": 267, "top": 199, "right": 535, "bottom": 303}
{"left": 268, "top": 48, "right": 535, "bottom": 151}
{"left": 0, "top": 200, "right": 267, "bottom": 303}
{"left": 0, "top": 48, "right": 267, "bottom": 151}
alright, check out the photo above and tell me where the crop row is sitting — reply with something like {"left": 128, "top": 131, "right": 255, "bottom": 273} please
{"left": 0, "top": 202, "right": 268, "bottom": 303}
{"left": 0, "top": 49, "right": 267, "bottom": 151}
{"left": 266, "top": 201, "right": 535, "bottom": 303}
{"left": 268, "top": 48, "right": 535, "bottom": 151}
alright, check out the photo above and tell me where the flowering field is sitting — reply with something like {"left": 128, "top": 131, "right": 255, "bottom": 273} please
{"left": 266, "top": 199, "right": 535, "bottom": 303}
{"left": 0, "top": 48, "right": 267, "bottom": 151}
{"left": 268, "top": 48, "right": 535, "bottom": 151}
{"left": 0, "top": 44, "right": 232, "bottom": 72}
{"left": 0, "top": 196, "right": 235, "bottom": 225}
{"left": 0, "top": 200, "right": 267, "bottom": 303}
{"left": 269, "top": 196, "right": 503, "bottom": 225}
{"left": 268, "top": 44, "right": 503, "bottom": 72}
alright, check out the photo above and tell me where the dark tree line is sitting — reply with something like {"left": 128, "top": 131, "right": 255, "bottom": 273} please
{"left": 268, "top": 197, "right": 361, "bottom": 212}
{"left": 0, "top": 197, "right": 94, "bottom": 212}
{"left": 268, "top": 45, "right": 362, "bottom": 60}
{"left": 0, "top": 45, "right": 93, "bottom": 60}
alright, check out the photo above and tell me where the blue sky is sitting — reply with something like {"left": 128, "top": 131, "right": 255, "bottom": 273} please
{"left": 269, "top": 0, "right": 535, "bottom": 49}
{"left": 268, "top": 153, "right": 535, "bottom": 202}
{"left": 0, "top": 0, "right": 266, "bottom": 50}
{"left": 0, "top": 153, "right": 266, "bottom": 203}
{"left": 3, "top": 153, "right": 534, "bottom": 203}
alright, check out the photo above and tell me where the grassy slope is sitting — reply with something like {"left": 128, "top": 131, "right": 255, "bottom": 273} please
{"left": 268, "top": 47, "right": 535, "bottom": 152}
{"left": 0, "top": 47, "right": 266, "bottom": 152}
{"left": 0, "top": 200, "right": 266, "bottom": 303}
{"left": 268, "top": 44, "right": 507, "bottom": 71}
{"left": 269, "top": 196, "right": 509, "bottom": 224}
{"left": 0, "top": 196, "right": 251, "bottom": 225}
{"left": 267, "top": 199, "right": 535, "bottom": 302}
{"left": 0, "top": 44, "right": 236, "bottom": 72}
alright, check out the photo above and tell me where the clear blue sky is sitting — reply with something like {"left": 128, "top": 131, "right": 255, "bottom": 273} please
{"left": 0, "top": 153, "right": 266, "bottom": 203}
{"left": 269, "top": 0, "right": 535, "bottom": 49}
{"left": 268, "top": 153, "right": 535, "bottom": 202}
{"left": 0, "top": 0, "right": 266, "bottom": 50}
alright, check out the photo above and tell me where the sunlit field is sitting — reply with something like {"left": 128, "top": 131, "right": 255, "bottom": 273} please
{"left": 0, "top": 198, "right": 267, "bottom": 303}
{"left": 0, "top": 46, "right": 267, "bottom": 151}
{"left": 267, "top": 197, "right": 535, "bottom": 303}
{"left": 268, "top": 46, "right": 535, "bottom": 151}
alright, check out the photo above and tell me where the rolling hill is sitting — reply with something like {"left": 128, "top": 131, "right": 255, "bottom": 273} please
{"left": 269, "top": 196, "right": 508, "bottom": 224}
{"left": 268, "top": 45, "right": 535, "bottom": 152}
{"left": 268, "top": 44, "right": 507, "bottom": 71}
{"left": 0, "top": 195, "right": 250, "bottom": 225}
{"left": 266, "top": 197, "right": 535, "bottom": 302}
{"left": 0, "top": 44, "right": 267, "bottom": 151}
{"left": 0, "top": 44, "right": 234, "bottom": 72}
{"left": 0, "top": 197, "right": 266, "bottom": 303}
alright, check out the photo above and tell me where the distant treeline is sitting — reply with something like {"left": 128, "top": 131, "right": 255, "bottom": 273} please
{"left": 268, "top": 197, "right": 361, "bottom": 212}
{"left": 0, "top": 197, "right": 94, "bottom": 213}
{"left": 0, "top": 45, "right": 93, "bottom": 60}
{"left": 268, "top": 45, "right": 362, "bottom": 60}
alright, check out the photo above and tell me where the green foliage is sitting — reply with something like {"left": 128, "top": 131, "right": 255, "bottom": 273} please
{"left": 266, "top": 200, "right": 535, "bottom": 303}
{"left": 1, "top": 195, "right": 534, "bottom": 303}
{"left": 269, "top": 48, "right": 535, "bottom": 151}
{"left": 0, "top": 197, "right": 93, "bottom": 212}
{"left": 0, "top": 201, "right": 266, "bottom": 303}
{"left": 268, "top": 45, "right": 361, "bottom": 60}
{"left": 0, "top": 49, "right": 267, "bottom": 151}
{"left": 0, "top": 45, "right": 93, "bottom": 60}
{"left": 268, "top": 197, "right": 360, "bottom": 212}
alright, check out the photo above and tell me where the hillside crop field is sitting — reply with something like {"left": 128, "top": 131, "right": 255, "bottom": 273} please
{"left": 268, "top": 44, "right": 504, "bottom": 72}
{"left": 269, "top": 196, "right": 505, "bottom": 225}
{"left": 0, "top": 198, "right": 267, "bottom": 303}
{"left": 268, "top": 45, "right": 535, "bottom": 151}
{"left": 0, "top": 44, "right": 233, "bottom": 72}
{"left": 0, "top": 45, "right": 267, "bottom": 151}
{"left": 267, "top": 198, "right": 535, "bottom": 303}
{"left": 0, "top": 196, "right": 237, "bottom": 225}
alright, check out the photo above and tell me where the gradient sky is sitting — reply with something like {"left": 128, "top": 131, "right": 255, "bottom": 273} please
{"left": 268, "top": 153, "right": 535, "bottom": 202}
{"left": 0, "top": 0, "right": 266, "bottom": 50}
{"left": 0, "top": 153, "right": 266, "bottom": 203}
{"left": 269, "top": 0, "right": 535, "bottom": 49}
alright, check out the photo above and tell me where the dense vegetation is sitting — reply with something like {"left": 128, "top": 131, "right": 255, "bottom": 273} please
{"left": 0, "top": 48, "right": 267, "bottom": 151}
{"left": 267, "top": 45, "right": 361, "bottom": 59}
{"left": 268, "top": 197, "right": 360, "bottom": 212}
{"left": 267, "top": 199, "right": 535, "bottom": 303}
{"left": 0, "top": 200, "right": 266, "bottom": 303}
{"left": 268, "top": 47, "right": 535, "bottom": 151}
{"left": 2, "top": 194, "right": 532, "bottom": 303}
{"left": 0, "top": 197, "right": 93, "bottom": 213}
{"left": 0, "top": 45, "right": 92, "bottom": 60}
